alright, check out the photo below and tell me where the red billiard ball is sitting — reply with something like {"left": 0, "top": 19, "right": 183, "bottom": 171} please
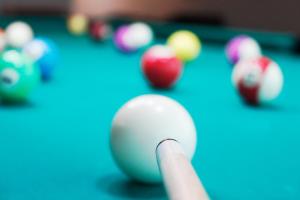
{"left": 0, "top": 28, "right": 5, "bottom": 52}
{"left": 232, "top": 56, "right": 284, "bottom": 105}
{"left": 88, "top": 20, "right": 111, "bottom": 41}
{"left": 142, "top": 45, "right": 183, "bottom": 88}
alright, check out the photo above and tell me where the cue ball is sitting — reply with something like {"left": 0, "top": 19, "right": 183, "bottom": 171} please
{"left": 67, "top": 14, "right": 88, "bottom": 36}
{"left": 142, "top": 45, "right": 183, "bottom": 88}
{"left": 167, "top": 30, "right": 201, "bottom": 62}
{"left": 23, "top": 37, "right": 59, "bottom": 80}
{"left": 232, "top": 56, "right": 283, "bottom": 105}
{"left": 110, "top": 95, "right": 197, "bottom": 183}
{"left": 226, "top": 35, "right": 261, "bottom": 65}
{"left": 125, "top": 22, "right": 153, "bottom": 49}
{"left": 0, "top": 50, "right": 40, "bottom": 102}
{"left": 5, "top": 21, "right": 33, "bottom": 48}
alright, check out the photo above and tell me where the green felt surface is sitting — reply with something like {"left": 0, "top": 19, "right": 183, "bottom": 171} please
{"left": 0, "top": 17, "right": 300, "bottom": 200}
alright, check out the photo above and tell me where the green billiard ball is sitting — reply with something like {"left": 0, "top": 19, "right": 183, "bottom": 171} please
{"left": 0, "top": 50, "right": 40, "bottom": 103}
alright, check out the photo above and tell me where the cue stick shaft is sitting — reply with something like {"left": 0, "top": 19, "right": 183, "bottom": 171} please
{"left": 156, "top": 139, "right": 210, "bottom": 200}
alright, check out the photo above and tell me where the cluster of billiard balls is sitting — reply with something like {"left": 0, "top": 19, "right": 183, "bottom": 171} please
{"left": 142, "top": 33, "right": 283, "bottom": 106}
{"left": 0, "top": 17, "right": 286, "bottom": 194}
{"left": 0, "top": 21, "right": 59, "bottom": 103}
{"left": 67, "top": 14, "right": 112, "bottom": 42}
{"left": 67, "top": 13, "right": 154, "bottom": 51}
{"left": 111, "top": 35, "right": 285, "bottom": 186}
{"left": 115, "top": 26, "right": 202, "bottom": 89}
{"left": 142, "top": 32, "right": 283, "bottom": 106}
{"left": 226, "top": 35, "right": 284, "bottom": 105}
{"left": 67, "top": 13, "right": 202, "bottom": 89}
{"left": 142, "top": 30, "right": 201, "bottom": 88}
{"left": 67, "top": 13, "right": 284, "bottom": 106}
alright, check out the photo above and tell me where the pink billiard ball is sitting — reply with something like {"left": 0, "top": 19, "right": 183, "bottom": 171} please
{"left": 142, "top": 45, "right": 183, "bottom": 88}
{"left": 226, "top": 35, "right": 261, "bottom": 65}
{"left": 114, "top": 25, "right": 136, "bottom": 53}
{"left": 232, "top": 56, "right": 284, "bottom": 105}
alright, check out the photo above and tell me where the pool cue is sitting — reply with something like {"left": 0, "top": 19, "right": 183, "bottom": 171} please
{"left": 156, "top": 139, "right": 210, "bottom": 200}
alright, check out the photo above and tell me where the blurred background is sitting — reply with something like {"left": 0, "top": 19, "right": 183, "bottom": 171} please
{"left": 1, "top": 0, "right": 300, "bottom": 34}
{"left": 0, "top": 1, "right": 300, "bottom": 200}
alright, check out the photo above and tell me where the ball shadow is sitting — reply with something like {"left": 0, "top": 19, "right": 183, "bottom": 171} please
{"left": 244, "top": 102, "right": 284, "bottom": 112}
{"left": 0, "top": 100, "right": 35, "bottom": 109}
{"left": 41, "top": 76, "right": 53, "bottom": 83}
{"left": 149, "top": 85, "right": 176, "bottom": 93}
{"left": 89, "top": 39, "right": 110, "bottom": 46}
{"left": 96, "top": 174, "right": 166, "bottom": 199}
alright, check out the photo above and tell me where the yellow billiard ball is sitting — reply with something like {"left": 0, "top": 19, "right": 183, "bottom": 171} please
{"left": 67, "top": 14, "right": 88, "bottom": 35}
{"left": 167, "top": 30, "right": 201, "bottom": 62}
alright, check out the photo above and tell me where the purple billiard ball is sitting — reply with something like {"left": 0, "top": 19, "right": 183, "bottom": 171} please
{"left": 225, "top": 35, "right": 261, "bottom": 65}
{"left": 114, "top": 25, "right": 136, "bottom": 53}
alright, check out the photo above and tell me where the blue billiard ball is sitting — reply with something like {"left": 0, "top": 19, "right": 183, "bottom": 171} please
{"left": 23, "top": 37, "right": 59, "bottom": 80}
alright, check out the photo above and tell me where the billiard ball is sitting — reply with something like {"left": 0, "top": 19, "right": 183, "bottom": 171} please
{"left": 0, "top": 29, "right": 5, "bottom": 52}
{"left": 0, "top": 50, "right": 40, "bottom": 102}
{"left": 125, "top": 22, "right": 153, "bottom": 49}
{"left": 226, "top": 35, "right": 261, "bottom": 65}
{"left": 232, "top": 56, "right": 283, "bottom": 105}
{"left": 114, "top": 25, "right": 136, "bottom": 52}
{"left": 110, "top": 94, "right": 196, "bottom": 183}
{"left": 23, "top": 37, "right": 59, "bottom": 80}
{"left": 142, "top": 45, "right": 183, "bottom": 88}
{"left": 167, "top": 30, "right": 201, "bottom": 62}
{"left": 67, "top": 14, "right": 88, "bottom": 36}
{"left": 88, "top": 20, "right": 111, "bottom": 41}
{"left": 5, "top": 21, "right": 33, "bottom": 48}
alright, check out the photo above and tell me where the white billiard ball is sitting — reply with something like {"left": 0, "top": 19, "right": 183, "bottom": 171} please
{"left": 125, "top": 22, "right": 153, "bottom": 49}
{"left": 110, "top": 95, "right": 197, "bottom": 183}
{"left": 5, "top": 21, "right": 33, "bottom": 48}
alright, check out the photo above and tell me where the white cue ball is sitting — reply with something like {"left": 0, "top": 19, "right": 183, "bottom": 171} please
{"left": 110, "top": 95, "right": 197, "bottom": 183}
{"left": 5, "top": 21, "right": 33, "bottom": 48}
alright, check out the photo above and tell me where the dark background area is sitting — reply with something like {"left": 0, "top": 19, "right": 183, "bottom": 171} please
{"left": 0, "top": 0, "right": 299, "bottom": 34}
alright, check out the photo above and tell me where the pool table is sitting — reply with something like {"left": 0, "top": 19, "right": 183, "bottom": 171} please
{"left": 0, "top": 16, "right": 300, "bottom": 200}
